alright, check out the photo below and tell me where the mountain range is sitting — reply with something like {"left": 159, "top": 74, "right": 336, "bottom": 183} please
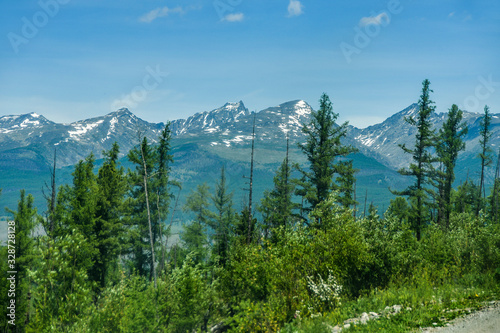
{"left": 0, "top": 100, "right": 498, "bottom": 213}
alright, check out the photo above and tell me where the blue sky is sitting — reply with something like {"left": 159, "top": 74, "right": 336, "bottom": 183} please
{"left": 0, "top": 0, "right": 499, "bottom": 128}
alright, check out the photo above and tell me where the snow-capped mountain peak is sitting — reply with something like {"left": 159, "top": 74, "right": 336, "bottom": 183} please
{"left": 170, "top": 101, "right": 250, "bottom": 136}
{"left": 0, "top": 112, "right": 53, "bottom": 134}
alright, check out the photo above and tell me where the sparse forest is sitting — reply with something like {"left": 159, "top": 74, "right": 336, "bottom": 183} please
{"left": 1, "top": 81, "right": 500, "bottom": 332}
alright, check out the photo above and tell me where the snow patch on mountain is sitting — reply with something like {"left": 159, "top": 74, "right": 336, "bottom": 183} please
{"left": 0, "top": 115, "right": 20, "bottom": 122}
{"left": 294, "top": 100, "right": 310, "bottom": 117}
{"left": 69, "top": 120, "right": 103, "bottom": 139}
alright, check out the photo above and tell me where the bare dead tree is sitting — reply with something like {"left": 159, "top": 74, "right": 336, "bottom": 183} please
{"left": 247, "top": 113, "right": 256, "bottom": 244}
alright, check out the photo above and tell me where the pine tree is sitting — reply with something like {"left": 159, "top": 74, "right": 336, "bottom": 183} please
{"left": 92, "top": 142, "right": 127, "bottom": 289}
{"left": 56, "top": 154, "right": 100, "bottom": 280}
{"left": 234, "top": 207, "right": 258, "bottom": 244}
{"left": 211, "top": 166, "right": 235, "bottom": 266}
{"left": 298, "top": 93, "right": 357, "bottom": 224}
{"left": 127, "top": 128, "right": 176, "bottom": 283}
{"left": 488, "top": 148, "right": 500, "bottom": 223}
{"left": 6, "top": 190, "right": 38, "bottom": 329}
{"left": 387, "top": 196, "right": 410, "bottom": 223}
{"left": 391, "top": 79, "right": 436, "bottom": 240}
{"left": 477, "top": 105, "right": 493, "bottom": 214}
{"left": 48, "top": 154, "right": 104, "bottom": 297}
{"left": 182, "top": 184, "right": 213, "bottom": 264}
{"left": 70, "top": 153, "right": 99, "bottom": 238}
{"left": 260, "top": 140, "right": 299, "bottom": 242}
{"left": 335, "top": 159, "right": 358, "bottom": 211}
{"left": 127, "top": 135, "right": 157, "bottom": 280}
{"left": 246, "top": 113, "right": 256, "bottom": 244}
{"left": 153, "top": 123, "right": 176, "bottom": 274}
{"left": 452, "top": 180, "right": 479, "bottom": 214}
{"left": 42, "top": 149, "right": 57, "bottom": 238}
{"left": 434, "top": 104, "right": 468, "bottom": 228}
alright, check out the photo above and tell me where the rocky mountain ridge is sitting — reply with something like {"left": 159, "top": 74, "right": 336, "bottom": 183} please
{"left": 1, "top": 100, "right": 498, "bottom": 175}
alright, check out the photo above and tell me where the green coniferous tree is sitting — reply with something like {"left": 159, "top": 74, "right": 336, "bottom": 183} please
{"left": 92, "top": 142, "right": 127, "bottom": 289}
{"left": 211, "top": 166, "right": 235, "bottom": 266}
{"left": 488, "top": 149, "right": 500, "bottom": 224}
{"left": 127, "top": 136, "right": 157, "bottom": 278}
{"left": 5, "top": 190, "right": 38, "bottom": 330}
{"left": 152, "top": 123, "right": 176, "bottom": 273}
{"left": 477, "top": 105, "right": 493, "bottom": 214}
{"left": 489, "top": 179, "right": 500, "bottom": 224}
{"left": 127, "top": 128, "right": 176, "bottom": 281}
{"left": 182, "top": 184, "right": 213, "bottom": 264}
{"left": 387, "top": 196, "right": 410, "bottom": 223}
{"left": 260, "top": 139, "right": 299, "bottom": 241}
{"left": 336, "top": 159, "right": 358, "bottom": 211}
{"left": 391, "top": 79, "right": 436, "bottom": 241}
{"left": 234, "top": 207, "right": 258, "bottom": 244}
{"left": 59, "top": 154, "right": 99, "bottom": 280}
{"left": 451, "top": 180, "right": 479, "bottom": 214}
{"left": 41, "top": 149, "right": 57, "bottom": 238}
{"left": 434, "top": 104, "right": 468, "bottom": 228}
{"left": 298, "top": 93, "right": 357, "bottom": 224}
{"left": 70, "top": 154, "right": 99, "bottom": 238}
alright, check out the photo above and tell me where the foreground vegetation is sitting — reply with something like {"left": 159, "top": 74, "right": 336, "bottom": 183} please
{"left": 1, "top": 80, "right": 499, "bottom": 332}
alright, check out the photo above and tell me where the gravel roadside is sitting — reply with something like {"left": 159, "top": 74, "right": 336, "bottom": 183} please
{"left": 420, "top": 301, "right": 500, "bottom": 333}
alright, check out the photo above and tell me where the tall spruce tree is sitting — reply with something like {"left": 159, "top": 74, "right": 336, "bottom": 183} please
{"left": 182, "top": 184, "right": 213, "bottom": 264}
{"left": 392, "top": 79, "right": 436, "bottom": 240}
{"left": 41, "top": 149, "right": 57, "bottom": 238}
{"left": 61, "top": 154, "right": 99, "bottom": 280}
{"left": 153, "top": 123, "right": 175, "bottom": 273}
{"left": 298, "top": 93, "right": 357, "bottom": 225}
{"left": 70, "top": 154, "right": 99, "bottom": 238}
{"left": 127, "top": 128, "right": 175, "bottom": 281}
{"left": 335, "top": 159, "right": 358, "bottom": 211}
{"left": 434, "top": 104, "right": 468, "bottom": 228}
{"left": 234, "top": 207, "right": 258, "bottom": 244}
{"left": 488, "top": 148, "right": 500, "bottom": 223}
{"left": 6, "top": 190, "right": 38, "bottom": 329}
{"left": 211, "top": 166, "right": 235, "bottom": 266}
{"left": 452, "top": 180, "right": 479, "bottom": 214}
{"left": 127, "top": 136, "right": 157, "bottom": 279}
{"left": 92, "top": 142, "right": 127, "bottom": 289}
{"left": 477, "top": 105, "right": 493, "bottom": 214}
{"left": 246, "top": 113, "right": 256, "bottom": 244}
{"left": 260, "top": 139, "right": 298, "bottom": 242}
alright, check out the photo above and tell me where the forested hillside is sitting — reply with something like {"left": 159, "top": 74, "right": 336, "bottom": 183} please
{"left": 1, "top": 81, "right": 500, "bottom": 332}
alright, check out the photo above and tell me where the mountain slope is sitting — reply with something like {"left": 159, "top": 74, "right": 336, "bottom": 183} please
{"left": 0, "top": 100, "right": 403, "bottom": 213}
{"left": 1, "top": 100, "right": 498, "bottom": 213}
{"left": 350, "top": 104, "right": 500, "bottom": 184}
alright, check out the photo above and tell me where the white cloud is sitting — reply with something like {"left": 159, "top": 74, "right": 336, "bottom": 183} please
{"left": 359, "top": 12, "right": 390, "bottom": 27}
{"left": 287, "top": 0, "right": 304, "bottom": 17}
{"left": 223, "top": 13, "right": 244, "bottom": 22}
{"left": 139, "top": 6, "right": 184, "bottom": 23}
{"left": 448, "top": 11, "right": 455, "bottom": 18}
